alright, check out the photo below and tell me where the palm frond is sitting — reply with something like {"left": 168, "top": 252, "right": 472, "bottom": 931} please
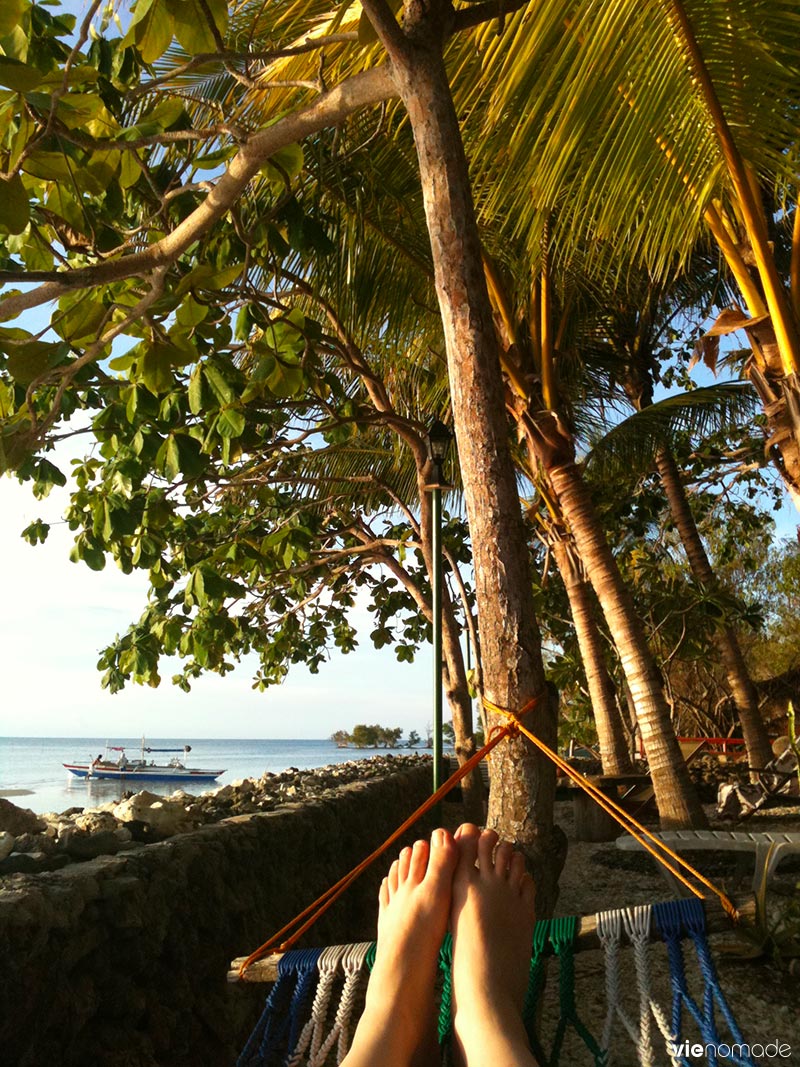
{"left": 584, "top": 381, "right": 760, "bottom": 481}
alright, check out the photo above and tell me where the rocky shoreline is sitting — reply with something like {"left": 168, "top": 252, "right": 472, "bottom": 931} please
{"left": 0, "top": 753, "right": 432, "bottom": 877}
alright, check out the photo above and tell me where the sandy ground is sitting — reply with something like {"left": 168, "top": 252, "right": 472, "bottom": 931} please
{"left": 437, "top": 796, "right": 800, "bottom": 1066}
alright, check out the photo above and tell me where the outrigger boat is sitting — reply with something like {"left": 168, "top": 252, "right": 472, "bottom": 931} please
{"left": 64, "top": 740, "right": 226, "bottom": 784}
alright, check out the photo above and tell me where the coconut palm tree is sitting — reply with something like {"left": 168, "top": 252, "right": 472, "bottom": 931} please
{"left": 458, "top": 0, "right": 800, "bottom": 502}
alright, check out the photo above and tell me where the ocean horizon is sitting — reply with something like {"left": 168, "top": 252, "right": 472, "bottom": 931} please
{"left": 0, "top": 736, "right": 425, "bottom": 815}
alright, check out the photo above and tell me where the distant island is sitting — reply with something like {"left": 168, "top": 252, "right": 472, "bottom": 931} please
{"left": 331, "top": 725, "right": 422, "bottom": 749}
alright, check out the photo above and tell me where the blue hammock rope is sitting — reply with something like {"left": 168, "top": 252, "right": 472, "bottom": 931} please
{"left": 653, "top": 900, "right": 757, "bottom": 1067}
{"left": 238, "top": 903, "right": 756, "bottom": 1067}
{"left": 237, "top": 948, "right": 322, "bottom": 1067}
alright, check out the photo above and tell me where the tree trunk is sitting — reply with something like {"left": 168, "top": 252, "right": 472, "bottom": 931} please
{"left": 362, "top": 0, "right": 566, "bottom": 913}
{"left": 541, "top": 448, "right": 707, "bottom": 828}
{"left": 550, "top": 537, "right": 633, "bottom": 775}
{"left": 655, "top": 444, "right": 773, "bottom": 773}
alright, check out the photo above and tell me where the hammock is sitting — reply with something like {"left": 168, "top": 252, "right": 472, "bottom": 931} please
{"left": 232, "top": 697, "right": 762, "bottom": 1066}
{"left": 234, "top": 897, "right": 758, "bottom": 1067}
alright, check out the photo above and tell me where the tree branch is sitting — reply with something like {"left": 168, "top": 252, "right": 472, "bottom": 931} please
{"left": 0, "top": 65, "right": 396, "bottom": 319}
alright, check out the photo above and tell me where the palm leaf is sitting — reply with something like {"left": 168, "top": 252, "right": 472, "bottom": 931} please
{"left": 584, "top": 381, "right": 760, "bottom": 481}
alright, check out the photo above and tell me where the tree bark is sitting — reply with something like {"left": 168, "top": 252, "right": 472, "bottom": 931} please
{"left": 362, "top": 0, "right": 566, "bottom": 913}
{"left": 550, "top": 537, "right": 633, "bottom": 775}
{"left": 540, "top": 444, "right": 707, "bottom": 828}
{"left": 655, "top": 444, "right": 773, "bottom": 773}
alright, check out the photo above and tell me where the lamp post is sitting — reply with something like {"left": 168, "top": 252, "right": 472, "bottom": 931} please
{"left": 424, "top": 418, "right": 453, "bottom": 794}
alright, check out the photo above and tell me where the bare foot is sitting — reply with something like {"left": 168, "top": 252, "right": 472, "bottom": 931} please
{"left": 341, "top": 828, "right": 458, "bottom": 1067}
{"left": 450, "top": 824, "right": 538, "bottom": 1067}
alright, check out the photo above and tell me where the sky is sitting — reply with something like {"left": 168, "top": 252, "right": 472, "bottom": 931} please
{"left": 2, "top": 0, "right": 797, "bottom": 741}
{"left": 0, "top": 452, "right": 433, "bottom": 740}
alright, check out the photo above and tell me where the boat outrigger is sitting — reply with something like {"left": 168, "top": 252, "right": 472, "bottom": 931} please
{"left": 64, "top": 740, "right": 226, "bottom": 784}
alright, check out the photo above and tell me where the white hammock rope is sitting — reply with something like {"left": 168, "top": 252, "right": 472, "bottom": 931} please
{"left": 286, "top": 944, "right": 348, "bottom": 1067}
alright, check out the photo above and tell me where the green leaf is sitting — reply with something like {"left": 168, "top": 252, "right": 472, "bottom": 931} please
{"left": 21, "top": 519, "right": 49, "bottom": 545}
{"left": 175, "top": 296, "right": 208, "bottom": 327}
{"left": 119, "top": 152, "right": 142, "bottom": 189}
{"left": 194, "top": 145, "right": 236, "bottom": 170}
{"left": 156, "top": 434, "right": 180, "bottom": 480}
{"left": 216, "top": 406, "right": 245, "bottom": 438}
{"left": 203, "top": 364, "right": 234, "bottom": 405}
{"left": 0, "top": 0, "right": 24, "bottom": 37}
{"left": 139, "top": 343, "right": 175, "bottom": 395}
{"left": 6, "top": 341, "right": 65, "bottom": 383}
{"left": 188, "top": 364, "right": 204, "bottom": 414}
{"left": 261, "top": 143, "right": 305, "bottom": 185}
{"left": 45, "top": 185, "right": 85, "bottom": 233}
{"left": 126, "top": 0, "right": 174, "bottom": 63}
{"left": 174, "top": 262, "right": 242, "bottom": 298}
{"left": 108, "top": 351, "right": 136, "bottom": 371}
{"left": 0, "top": 173, "right": 29, "bottom": 234}
{"left": 0, "top": 56, "right": 42, "bottom": 92}
{"left": 266, "top": 359, "right": 305, "bottom": 398}
{"left": 54, "top": 295, "right": 107, "bottom": 344}
{"left": 165, "top": 0, "right": 227, "bottom": 54}
{"left": 22, "top": 150, "right": 75, "bottom": 181}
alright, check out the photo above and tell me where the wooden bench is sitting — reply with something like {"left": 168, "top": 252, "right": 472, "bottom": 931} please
{"left": 616, "top": 829, "right": 800, "bottom": 894}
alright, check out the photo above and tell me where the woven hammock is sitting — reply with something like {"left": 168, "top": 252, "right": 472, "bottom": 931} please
{"left": 236, "top": 897, "right": 757, "bottom": 1067}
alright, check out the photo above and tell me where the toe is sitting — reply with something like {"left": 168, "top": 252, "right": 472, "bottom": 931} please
{"left": 388, "top": 858, "right": 400, "bottom": 895}
{"left": 494, "top": 839, "right": 514, "bottom": 875}
{"left": 520, "top": 872, "right": 536, "bottom": 913}
{"left": 454, "top": 823, "right": 481, "bottom": 878}
{"left": 379, "top": 876, "right": 389, "bottom": 910}
{"left": 407, "top": 839, "right": 430, "bottom": 884}
{"left": 477, "top": 827, "right": 499, "bottom": 871}
{"left": 509, "top": 850, "right": 527, "bottom": 886}
{"left": 426, "top": 828, "right": 458, "bottom": 882}
{"left": 397, "top": 845, "right": 413, "bottom": 884}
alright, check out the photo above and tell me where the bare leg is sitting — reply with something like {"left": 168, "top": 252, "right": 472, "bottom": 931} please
{"left": 342, "top": 828, "right": 458, "bottom": 1067}
{"left": 450, "top": 823, "right": 538, "bottom": 1067}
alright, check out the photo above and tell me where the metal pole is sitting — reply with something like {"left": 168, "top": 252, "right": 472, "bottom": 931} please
{"left": 431, "top": 483, "right": 443, "bottom": 794}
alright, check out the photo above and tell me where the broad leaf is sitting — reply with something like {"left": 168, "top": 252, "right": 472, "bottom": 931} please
{"left": 0, "top": 56, "right": 41, "bottom": 91}
{"left": 0, "top": 0, "right": 24, "bottom": 37}
{"left": 0, "top": 173, "right": 29, "bottom": 234}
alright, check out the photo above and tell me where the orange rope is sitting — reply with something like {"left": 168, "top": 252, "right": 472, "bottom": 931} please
{"left": 482, "top": 698, "right": 739, "bottom": 922}
{"left": 238, "top": 720, "right": 522, "bottom": 978}
{"left": 237, "top": 689, "right": 738, "bottom": 979}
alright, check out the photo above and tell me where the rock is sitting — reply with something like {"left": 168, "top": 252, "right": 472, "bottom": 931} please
{"left": 113, "top": 826, "right": 133, "bottom": 844}
{"left": 113, "top": 792, "right": 193, "bottom": 837}
{"left": 0, "top": 831, "right": 14, "bottom": 860}
{"left": 0, "top": 798, "right": 46, "bottom": 836}
{"left": 64, "top": 830, "right": 121, "bottom": 860}
{"left": 209, "top": 785, "right": 233, "bottom": 802}
{"left": 74, "top": 811, "right": 119, "bottom": 834}
{"left": 12, "top": 833, "right": 56, "bottom": 856}
{"left": 0, "top": 852, "right": 46, "bottom": 875}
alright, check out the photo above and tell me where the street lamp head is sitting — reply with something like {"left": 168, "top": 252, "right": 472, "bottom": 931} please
{"left": 425, "top": 418, "right": 453, "bottom": 462}
{"left": 424, "top": 419, "right": 453, "bottom": 491}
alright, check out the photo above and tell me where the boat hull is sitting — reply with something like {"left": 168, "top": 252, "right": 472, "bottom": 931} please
{"left": 63, "top": 764, "right": 225, "bottom": 784}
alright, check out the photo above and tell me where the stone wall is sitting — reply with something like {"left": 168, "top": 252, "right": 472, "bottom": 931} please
{"left": 0, "top": 764, "right": 433, "bottom": 1067}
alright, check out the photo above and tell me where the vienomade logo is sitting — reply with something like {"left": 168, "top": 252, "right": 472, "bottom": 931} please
{"left": 669, "top": 1038, "right": 792, "bottom": 1060}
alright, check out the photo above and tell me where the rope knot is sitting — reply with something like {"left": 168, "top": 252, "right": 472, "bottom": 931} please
{"left": 482, "top": 689, "right": 549, "bottom": 728}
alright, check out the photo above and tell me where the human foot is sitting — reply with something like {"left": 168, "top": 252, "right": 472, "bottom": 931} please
{"left": 450, "top": 823, "right": 538, "bottom": 1067}
{"left": 341, "top": 828, "right": 458, "bottom": 1067}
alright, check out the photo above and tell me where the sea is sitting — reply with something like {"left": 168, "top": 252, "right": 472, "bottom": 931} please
{"left": 0, "top": 737, "right": 404, "bottom": 815}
